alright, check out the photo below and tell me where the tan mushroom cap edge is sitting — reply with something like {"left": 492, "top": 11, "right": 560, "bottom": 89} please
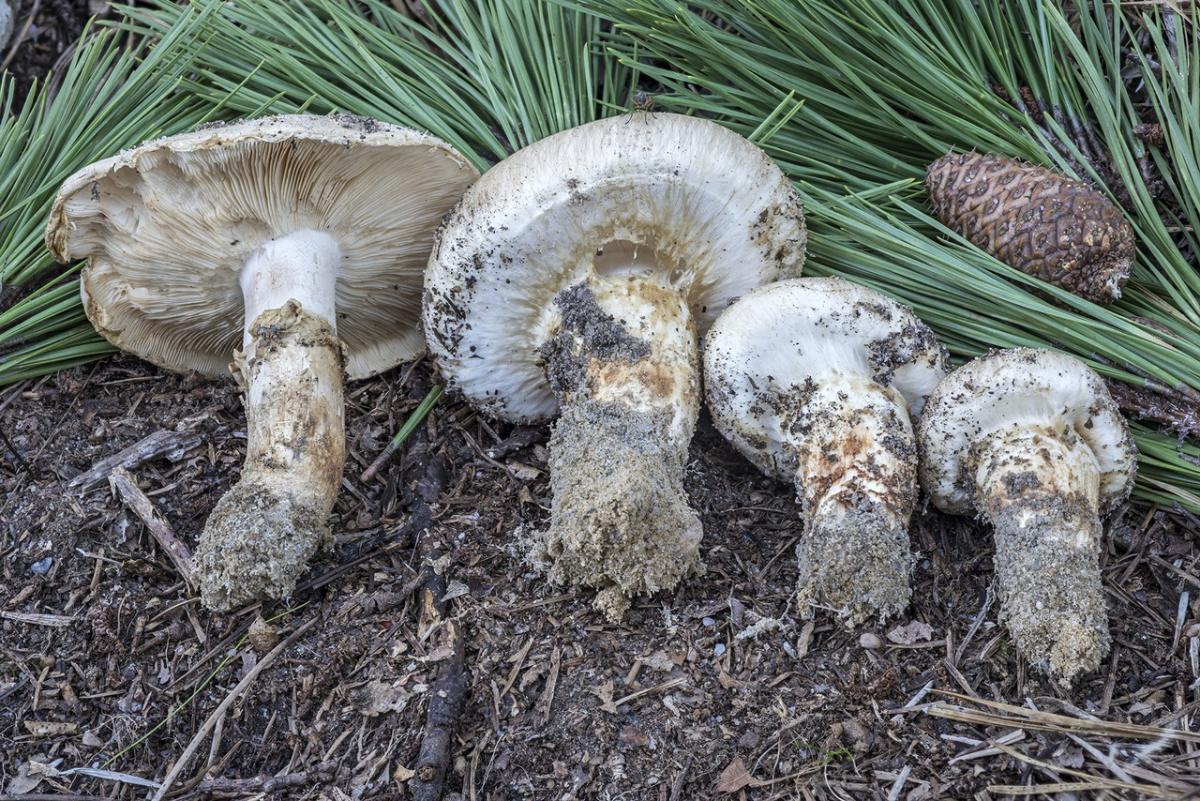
{"left": 46, "top": 114, "right": 479, "bottom": 380}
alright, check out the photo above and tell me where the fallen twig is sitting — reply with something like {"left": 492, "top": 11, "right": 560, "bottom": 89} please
{"left": 668, "top": 756, "right": 693, "bottom": 801}
{"left": 0, "top": 0, "right": 40, "bottom": 73}
{"left": 69, "top": 429, "right": 201, "bottom": 490}
{"left": 0, "top": 611, "right": 75, "bottom": 627}
{"left": 0, "top": 420, "right": 32, "bottom": 474}
{"left": 407, "top": 440, "right": 467, "bottom": 801}
{"left": 484, "top": 425, "right": 544, "bottom": 460}
{"left": 109, "top": 467, "right": 197, "bottom": 590}
{"left": 194, "top": 761, "right": 336, "bottom": 797}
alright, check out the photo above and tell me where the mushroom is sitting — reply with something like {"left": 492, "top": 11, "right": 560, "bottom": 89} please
{"left": 424, "top": 113, "right": 806, "bottom": 619}
{"left": 703, "top": 277, "right": 948, "bottom": 623}
{"left": 46, "top": 114, "right": 478, "bottom": 610}
{"left": 918, "top": 348, "right": 1137, "bottom": 679}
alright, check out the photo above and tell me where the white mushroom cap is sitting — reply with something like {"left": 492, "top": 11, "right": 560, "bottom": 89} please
{"left": 703, "top": 277, "right": 948, "bottom": 481}
{"left": 424, "top": 112, "right": 807, "bottom": 423}
{"left": 919, "top": 348, "right": 1137, "bottom": 514}
{"left": 47, "top": 114, "right": 479, "bottom": 379}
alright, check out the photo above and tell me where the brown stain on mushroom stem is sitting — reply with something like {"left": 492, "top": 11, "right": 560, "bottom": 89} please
{"left": 968, "top": 423, "right": 1109, "bottom": 679}
{"left": 237, "top": 301, "right": 346, "bottom": 503}
{"left": 771, "top": 378, "right": 919, "bottom": 625}
{"left": 195, "top": 300, "right": 346, "bottom": 611}
{"left": 534, "top": 276, "right": 702, "bottom": 620}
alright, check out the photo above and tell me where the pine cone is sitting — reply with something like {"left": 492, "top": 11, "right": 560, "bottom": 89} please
{"left": 926, "top": 152, "right": 1134, "bottom": 304}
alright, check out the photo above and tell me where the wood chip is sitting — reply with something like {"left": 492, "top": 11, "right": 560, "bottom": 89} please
{"left": 0, "top": 610, "right": 75, "bottom": 627}
{"left": 534, "top": 647, "right": 561, "bottom": 726}
{"left": 23, "top": 720, "right": 79, "bottom": 737}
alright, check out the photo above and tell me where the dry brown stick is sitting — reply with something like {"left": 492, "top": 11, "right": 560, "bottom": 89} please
{"left": 0, "top": 421, "right": 32, "bottom": 474}
{"left": 411, "top": 614, "right": 466, "bottom": 801}
{"left": 668, "top": 756, "right": 694, "bottom": 801}
{"left": 109, "top": 467, "right": 197, "bottom": 591}
{"left": 408, "top": 445, "right": 467, "bottom": 801}
{"left": 193, "top": 761, "right": 336, "bottom": 797}
{"left": 0, "top": 795, "right": 110, "bottom": 801}
{"left": 151, "top": 616, "right": 319, "bottom": 801}
{"left": 70, "top": 429, "right": 202, "bottom": 490}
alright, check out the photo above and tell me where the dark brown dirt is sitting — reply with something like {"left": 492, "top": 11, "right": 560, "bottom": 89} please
{"left": 3, "top": 0, "right": 109, "bottom": 105}
{"left": 2, "top": 355, "right": 1199, "bottom": 800}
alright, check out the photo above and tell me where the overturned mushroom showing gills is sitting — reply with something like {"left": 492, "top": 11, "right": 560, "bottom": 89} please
{"left": 47, "top": 114, "right": 479, "bottom": 610}
{"left": 424, "top": 113, "right": 806, "bottom": 620}
{"left": 704, "top": 278, "right": 948, "bottom": 623}
{"left": 918, "top": 348, "right": 1137, "bottom": 680}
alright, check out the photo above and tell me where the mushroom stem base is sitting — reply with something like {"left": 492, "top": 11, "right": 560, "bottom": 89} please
{"left": 795, "top": 499, "right": 914, "bottom": 625}
{"left": 989, "top": 501, "right": 1109, "bottom": 680}
{"left": 541, "top": 399, "right": 703, "bottom": 621}
{"left": 791, "top": 379, "right": 918, "bottom": 624}
{"left": 976, "top": 426, "right": 1109, "bottom": 680}
{"left": 535, "top": 275, "right": 702, "bottom": 620}
{"left": 196, "top": 301, "right": 345, "bottom": 611}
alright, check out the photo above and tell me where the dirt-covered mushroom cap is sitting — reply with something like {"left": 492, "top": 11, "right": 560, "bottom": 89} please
{"left": 919, "top": 348, "right": 1136, "bottom": 515}
{"left": 48, "top": 113, "right": 478, "bottom": 379}
{"left": 705, "top": 277, "right": 947, "bottom": 482}
{"left": 917, "top": 348, "right": 1136, "bottom": 679}
{"left": 424, "top": 112, "right": 807, "bottom": 424}
{"left": 704, "top": 277, "right": 947, "bottom": 624}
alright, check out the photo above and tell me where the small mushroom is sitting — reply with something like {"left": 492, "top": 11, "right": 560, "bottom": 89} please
{"left": 917, "top": 348, "right": 1137, "bottom": 679}
{"left": 424, "top": 113, "right": 806, "bottom": 619}
{"left": 47, "top": 114, "right": 478, "bottom": 610}
{"left": 704, "top": 277, "right": 948, "bottom": 623}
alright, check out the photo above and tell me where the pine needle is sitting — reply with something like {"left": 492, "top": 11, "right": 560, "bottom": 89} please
{"left": 0, "top": 7, "right": 233, "bottom": 385}
{"left": 9, "top": 0, "right": 1200, "bottom": 508}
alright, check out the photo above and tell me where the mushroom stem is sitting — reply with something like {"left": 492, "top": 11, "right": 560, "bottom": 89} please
{"left": 789, "top": 376, "right": 917, "bottom": 624}
{"left": 973, "top": 425, "right": 1109, "bottom": 680}
{"left": 537, "top": 275, "right": 702, "bottom": 620}
{"left": 196, "top": 230, "right": 346, "bottom": 610}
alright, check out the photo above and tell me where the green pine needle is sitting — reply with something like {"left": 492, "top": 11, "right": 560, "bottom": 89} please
{"left": 0, "top": 7, "right": 238, "bottom": 386}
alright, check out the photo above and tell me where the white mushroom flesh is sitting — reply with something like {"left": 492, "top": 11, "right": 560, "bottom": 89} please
{"left": 704, "top": 278, "right": 948, "bottom": 624}
{"left": 918, "top": 348, "right": 1137, "bottom": 680}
